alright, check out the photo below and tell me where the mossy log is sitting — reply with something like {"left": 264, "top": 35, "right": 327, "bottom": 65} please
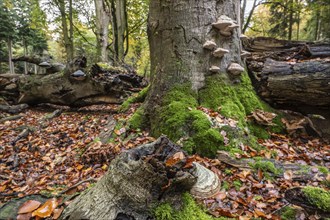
{"left": 217, "top": 151, "right": 329, "bottom": 181}
{"left": 285, "top": 187, "right": 330, "bottom": 218}
{"left": 0, "top": 58, "right": 146, "bottom": 106}
{"left": 61, "top": 136, "right": 220, "bottom": 219}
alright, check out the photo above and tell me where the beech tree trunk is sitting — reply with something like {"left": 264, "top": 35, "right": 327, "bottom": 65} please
{"left": 146, "top": 0, "right": 242, "bottom": 101}
{"left": 94, "top": 0, "right": 110, "bottom": 62}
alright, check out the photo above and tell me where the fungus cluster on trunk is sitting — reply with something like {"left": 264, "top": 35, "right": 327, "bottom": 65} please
{"left": 204, "top": 15, "right": 248, "bottom": 76}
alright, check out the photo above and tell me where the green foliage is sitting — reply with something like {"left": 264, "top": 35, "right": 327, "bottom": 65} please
{"left": 233, "top": 180, "right": 242, "bottom": 190}
{"left": 280, "top": 206, "right": 297, "bottom": 220}
{"left": 154, "top": 193, "right": 229, "bottom": 220}
{"left": 302, "top": 186, "right": 330, "bottom": 212}
{"left": 317, "top": 166, "right": 329, "bottom": 175}
{"left": 221, "top": 181, "right": 230, "bottom": 190}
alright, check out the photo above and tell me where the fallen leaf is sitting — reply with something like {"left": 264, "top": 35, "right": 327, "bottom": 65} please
{"left": 32, "top": 198, "right": 58, "bottom": 218}
{"left": 53, "top": 206, "right": 64, "bottom": 219}
{"left": 17, "top": 212, "right": 32, "bottom": 220}
{"left": 165, "top": 152, "right": 185, "bottom": 167}
{"left": 18, "top": 200, "right": 41, "bottom": 214}
{"left": 283, "top": 170, "right": 293, "bottom": 180}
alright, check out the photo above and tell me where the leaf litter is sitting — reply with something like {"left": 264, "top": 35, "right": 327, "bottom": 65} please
{"left": 0, "top": 104, "right": 329, "bottom": 219}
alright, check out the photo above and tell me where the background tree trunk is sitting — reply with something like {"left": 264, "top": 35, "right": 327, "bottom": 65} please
{"left": 7, "top": 39, "right": 14, "bottom": 74}
{"left": 94, "top": 0, "right": 110, "bottom": 62}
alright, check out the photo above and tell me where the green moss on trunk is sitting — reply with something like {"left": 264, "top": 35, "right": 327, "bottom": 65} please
{"left": 133, "top": 72, "right": 282, "bottom": 158}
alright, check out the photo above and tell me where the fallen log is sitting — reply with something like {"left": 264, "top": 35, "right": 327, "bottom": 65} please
{"left": 12, "top": 55, "right": 65, "bottom": 74}
{"left": 245, "top": 37, "right": 330, "bottom": 138}
{"left": 285, "top": 187, "right": 330, "bottom": 218}
{"left": 0, "top": 58, "right": 147, "bottom": 106}
{"left": 217, "top": 151, "right": 328, "bottom": 181}
{"left": 0, "top": 104, "right": 29, "bottom": 114}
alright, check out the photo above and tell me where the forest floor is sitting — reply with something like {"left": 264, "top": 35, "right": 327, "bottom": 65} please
{"left": 0, "top": 103, "right": 329, "bottom": 219}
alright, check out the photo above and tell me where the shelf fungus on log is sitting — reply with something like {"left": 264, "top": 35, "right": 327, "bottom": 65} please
{"left": 212, "top": 15, "right": 239, "bottom": 37}
{"left": 240, "top": 34, "right": 249, "bottom": 40}
{"left": 227, "top": 63, "right": 245, "bottom": 75}
{"left": 190, "top": 162, "right": 221, "bottom": 199}
{"left": 38, "top": 61, "right": 52, "bottom": 68}
{"left": 203, "top": 40, "right": 217, "bottom": 50}
{"left": 71, "top": 70, "right": 86, "bottom": 81}
{"left": 213, "top": 48, "right": 229, "bottom": 58}
{"left": 241, "top": 51, "right": 251, "bottom": 58}
{"left": 209, "top": 66, "right": 221, "bottom": 73}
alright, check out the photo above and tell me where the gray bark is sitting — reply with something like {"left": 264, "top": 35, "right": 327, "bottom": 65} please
{"left": 94, "top": 0, "right": 110, "bottom": 62}
{"left": 146, "top": 0, "right": 242, "bottom": 110}
{"left": 7, "top": 39, "right": 14, "bottom": 74}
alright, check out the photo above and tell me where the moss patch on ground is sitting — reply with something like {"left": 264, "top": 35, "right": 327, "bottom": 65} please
{"left": 302, "top": 186, "right": 330, "bottom": 212}
{"left": 280, "top": 206, "right": 297, "bottom": 220}
{"left": 154, "top": 193, "right": 228, "bottom": 220}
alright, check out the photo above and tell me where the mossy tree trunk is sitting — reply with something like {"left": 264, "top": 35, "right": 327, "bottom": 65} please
{"left": 141, "top": 0, "right": 273, "bottom": 157}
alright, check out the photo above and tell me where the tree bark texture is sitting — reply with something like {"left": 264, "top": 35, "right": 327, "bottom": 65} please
{"left": 94, "top": 0, "right": 111, "bottom": 62}
{"left": 61, "top": 136, "right": 197, "bottom": 220}
{"left": 146, "top": 0, "right": 242, "bottom": 103}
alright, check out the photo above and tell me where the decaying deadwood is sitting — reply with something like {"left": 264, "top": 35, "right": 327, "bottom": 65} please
{"left": 0, "top": 58, "right": 147, "bottom": 107}
{"left": 12, "top": 55, "right": 65, "bottom": 74}
{"left": 0, "top": 104, "right": 28, "bottom": 114}
{"left": 61, "top": 136, "right": 220, "bottom": 220}
{"left": 217, "top": 151, "right": 328, "bottom": 181}
{"left": 285, "top": 187, "right": 330, "bottom": 218}
{"left": 245, "top": 37, "right": 330, "bottom": 138}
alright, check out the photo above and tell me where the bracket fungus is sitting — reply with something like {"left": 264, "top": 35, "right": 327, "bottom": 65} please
{"left": 38, "top": 61, "right": 51, "bottom": 68}
{"left": 212, "top": 15, "right": 239, "bottom": 36}
{"left": 227, "top": 63, "right": 245, "bottom": 75}
{"left": 240, "top": 34, "right": 249, "bottom": 40}
{"left": 213, "top": 48, "right": 229, "bottom": 58}
{"left": 203, "top": 40, "right": 217, "bottom": 50}
{"left": 241, "top": 51, "right": 251, "bottom": 58}
{"left": 71, "top": 70, "right": 86, "bottom": 80}
{"left": 209, "top": 66, "right": 221, "bottom": 73}
{"left": 190, "top": 162, "right": 221, "bottom": 199}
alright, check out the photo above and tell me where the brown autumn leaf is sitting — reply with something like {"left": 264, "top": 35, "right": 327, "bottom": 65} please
{"left": 32, "top": 198, "right": 58, "bottom": 218}
{"left": 257, "top": 169, "right": 263, "bottom": 181}
{"left": 17, "top": 212, "right": 32, "bottom": 220}
{"left": 18, "top": 200, "right": 41, "bottom": 214}
{"left": 283, "top": 170, "right": 293, "bottom": 180}
{"left": 214, "top": 191, "right": 227, "bottom": 201}
{"left": 254, "top": 209, "right": 267, "bottom": 218}
{"left": 165, "top": 152, "right": 185, "bottom": 167}
{"left": 53, "top": 206, "right": 64, "bottom": 219}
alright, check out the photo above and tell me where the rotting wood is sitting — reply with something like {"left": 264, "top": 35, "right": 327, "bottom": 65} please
{"left": 217, "top": 151, "right": 326, "bottom": 181}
